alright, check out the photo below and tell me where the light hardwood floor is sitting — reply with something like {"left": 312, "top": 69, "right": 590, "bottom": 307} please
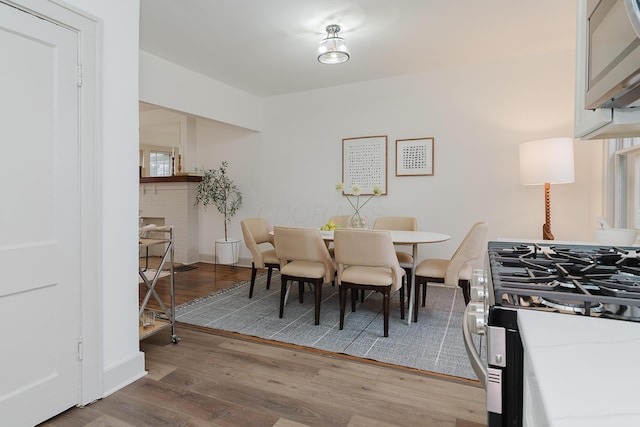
{"left": 139, "top": 260, "right": 255, "bottom": 308}
{"left": 40, "top": 260, "right": 487, "bottom": 426}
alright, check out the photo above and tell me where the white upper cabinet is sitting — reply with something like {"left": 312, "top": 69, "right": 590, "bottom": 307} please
{"left": 575, "top": 0, "right": 640, "bottom": 140}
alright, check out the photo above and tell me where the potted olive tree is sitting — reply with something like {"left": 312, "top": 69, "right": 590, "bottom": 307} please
{"left": 196, "top": 161, "right": 243, "bottom": 264}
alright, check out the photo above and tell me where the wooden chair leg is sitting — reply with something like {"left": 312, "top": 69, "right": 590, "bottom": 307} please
{"left": 383, "top": 287, "right": 390, "bottom": 337}
{"left": 266, "top": 266, "right": 273, "bottom": 289}
{"left": 399, "top": 282, "right": 405, "bottom": 320}
{"left": 339, "top": 285, "right": 347, "bottom": 330}
{"left": 341, "top": 283, "right": 394, "bottom": 337}
{"left": 313, "top": 279, "right": 322, "bottom": 325}
{"left": 422, "top": 283, "right": 428, "bottom": 307}
{"left": 411, "top": 280, "right": 427, "bottom": 323}
{"left": 403, "top": 267, "right": 412, "bottom": 308}
{"left": 249, "top": 263, "right": 258, "bottom": 298}
{"left": 298, "top": 281, "right": 304, "bottom": 303}
{"left": 460, "top": 280, "right": 471, "bottom": 305}
{"left": 399, "top": 288, "right": 405, "bottom": 320}
{"left": 279, "top": 277, "right": 288, "bottom": 318}
{"left": 413, "top": 285, "right": 419, "bottom": 323}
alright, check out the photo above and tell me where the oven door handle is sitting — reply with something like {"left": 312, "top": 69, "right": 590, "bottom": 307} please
{"left": 463, "top": 304, "right": 487, "bottom": 387}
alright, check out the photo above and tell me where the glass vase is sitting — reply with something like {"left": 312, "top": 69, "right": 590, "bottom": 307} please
{"left": 349, "top": 213, "right": 368, "bottom": 229}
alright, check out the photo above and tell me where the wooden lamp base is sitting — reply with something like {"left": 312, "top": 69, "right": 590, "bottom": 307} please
{"left": 542, "top": 182, "right": 554, "bottom": 240}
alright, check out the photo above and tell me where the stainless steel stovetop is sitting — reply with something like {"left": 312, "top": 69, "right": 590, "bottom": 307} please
{"left": 487, "top": 241, "right": 640, "bottom": 322}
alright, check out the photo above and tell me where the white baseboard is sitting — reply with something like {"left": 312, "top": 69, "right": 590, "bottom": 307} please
{"left": 102, "top": 351, "right": 146, "bottom": 397}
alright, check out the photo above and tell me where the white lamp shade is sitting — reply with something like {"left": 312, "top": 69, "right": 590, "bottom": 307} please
{"left": 519, "top": 137, "right": 575, "bottom": 185}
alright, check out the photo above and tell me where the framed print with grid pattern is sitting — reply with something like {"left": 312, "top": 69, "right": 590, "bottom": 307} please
{"left": 342, "top": 135, "right": 387, "bottom": 195}
{"left": 395, "top": 137, "right": 434, "bottom": 176}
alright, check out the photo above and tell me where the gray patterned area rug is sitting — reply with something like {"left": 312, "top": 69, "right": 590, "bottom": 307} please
{"left": 176, "top": 273, "right": 484, "bottom": 381}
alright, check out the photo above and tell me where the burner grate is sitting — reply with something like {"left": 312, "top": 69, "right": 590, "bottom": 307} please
{"left": 488, "top": 241, "right": 640, "bottom": 321}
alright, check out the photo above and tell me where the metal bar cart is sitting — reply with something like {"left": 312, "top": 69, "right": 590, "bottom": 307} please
{"left": 138, "top": 225, "right": 179, "bottom": 343}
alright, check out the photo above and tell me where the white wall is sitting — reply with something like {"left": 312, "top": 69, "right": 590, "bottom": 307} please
{"left": 63, "top": 0, "right": 145, "bottom": 396}
{"left": 190, "top": 49, "right": 603, "bottom": 266}
{"left": 139, "top": 109, "right": 184, "bottom": 146}
{"left": 140, "top": 51, "right": 264, "bottom": 132}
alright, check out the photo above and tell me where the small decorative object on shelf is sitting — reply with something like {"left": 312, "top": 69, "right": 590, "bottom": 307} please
{"left": 335, "top": 182, "right": 382, "bottom": 229}
{"left": 140, "top": 310, "right": 155, "bottom": 329}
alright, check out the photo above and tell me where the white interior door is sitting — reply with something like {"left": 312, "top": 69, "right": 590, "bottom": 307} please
{"left": 0, "top": 3, "right": 82, "bottom": 425}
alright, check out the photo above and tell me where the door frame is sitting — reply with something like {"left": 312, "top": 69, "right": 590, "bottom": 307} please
{"left": 4, "top": 0, "right": 104, "bottom": 405}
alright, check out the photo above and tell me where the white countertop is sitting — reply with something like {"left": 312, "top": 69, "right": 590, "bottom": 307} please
{"left": 518, "top": 309, "right": 640, "bottom": 426}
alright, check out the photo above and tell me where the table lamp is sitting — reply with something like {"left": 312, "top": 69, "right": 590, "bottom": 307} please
{"left": 519, "top": 138, "right": 575, "bottom": 240}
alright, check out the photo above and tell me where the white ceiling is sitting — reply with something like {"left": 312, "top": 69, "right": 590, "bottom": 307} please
{"left": 139, "top": 0, "right": 578, "bottom": 98}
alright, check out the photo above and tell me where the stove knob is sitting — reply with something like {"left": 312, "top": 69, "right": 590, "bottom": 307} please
{"left": 467, "top": 311, "right": 486, "bottom": 335}
{"left": 471, "top": 269, "right": 486, "bottom": 285}
{"left": 470, "top": 285, "right": 485, "bottom": 302}
{"left": 469, "top": 269, "right": 487, "bottom": 303}
{"left": 467, "top": 302, "right": 487, "bottom": 335}
{"left": 468, "top": 301, "right": 485, "bottom": 313}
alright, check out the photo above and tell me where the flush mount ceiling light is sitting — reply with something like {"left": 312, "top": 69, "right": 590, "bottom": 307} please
{"left": 317, "top": 24, "right": 350, "bottom": 64}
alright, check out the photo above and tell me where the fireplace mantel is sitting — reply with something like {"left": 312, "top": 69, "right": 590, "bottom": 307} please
{"left": 140, "top": 175, "right": 202, "bottom": 184}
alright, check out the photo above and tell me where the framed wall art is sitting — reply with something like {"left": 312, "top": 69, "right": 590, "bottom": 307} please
{"left": 395, "top": 137, "right": 434, "bottom": 176}
{"left": 342, "top": 135, "right": 387, "bottom": 195}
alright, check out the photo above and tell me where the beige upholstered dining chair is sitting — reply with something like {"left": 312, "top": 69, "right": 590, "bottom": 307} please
{"left": 326, "top": 215, "right": 351, "bottom": 257}
{"left": 373, "top": 216, "right": 417, "bottom": 304}
{"left": 328, "top": 215, "right": 351, "bottom": 229}
{"left": 241, "top": 218, "right": 280, "bottom": 298}
{"left": 334, "top": 229, "right": 406, "bottom": 337}
{"left": 273, "top": 226, "right": 335, "bottom": 325}
{"left": 414, "top": 221, "right": 488, "bottom": 306}
{"left": 373, "top": 216, "right": 417, "bottom": 232}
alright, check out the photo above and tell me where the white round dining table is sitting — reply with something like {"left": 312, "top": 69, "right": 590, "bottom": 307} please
{"left": 321, "top": 229, "right": 451, "bottom": 324}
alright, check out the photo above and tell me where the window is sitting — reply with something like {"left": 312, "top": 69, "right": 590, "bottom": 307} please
{"left": 614, "top": 143, "right": 640, "bottom": 228}
{"left": 608, "top": 138, "right": 640, "bottom": 228}
{"left": 149, "top": 151, "right": 172, "bottom": 177}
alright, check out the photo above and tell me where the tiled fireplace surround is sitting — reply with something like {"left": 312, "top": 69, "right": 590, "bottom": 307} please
{"left": 139, "top": 177, "right": 200, "bottom": 264}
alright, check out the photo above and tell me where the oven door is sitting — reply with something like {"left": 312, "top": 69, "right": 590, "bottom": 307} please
{"left": 464, "top": 267, "right": 525, "bottom": 426}
{"left": 464, "top": 306, "right": 524, "bottom": 427}
{"left": 486, "top": 307, "right": 524, "bottom": 427}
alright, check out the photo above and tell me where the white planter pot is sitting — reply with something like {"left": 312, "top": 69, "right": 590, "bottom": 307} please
{"left": 215, "top": 238, "right": 240, "bottom": 265}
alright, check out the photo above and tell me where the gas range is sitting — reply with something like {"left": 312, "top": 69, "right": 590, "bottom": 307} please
{"left": 465, "top": 240, "right": 640, "bottom": 426}
{"left": 487, "top": 240, "right": 640, "bottom": 322}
